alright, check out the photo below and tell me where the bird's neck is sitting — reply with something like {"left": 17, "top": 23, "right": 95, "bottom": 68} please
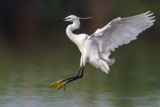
{"left": 66, "top": 20, "right": 80, "bottom": 43}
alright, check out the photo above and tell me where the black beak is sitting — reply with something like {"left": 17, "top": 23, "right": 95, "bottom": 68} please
{"left": 51, "top": 18, "right": 66, "bottom": 22}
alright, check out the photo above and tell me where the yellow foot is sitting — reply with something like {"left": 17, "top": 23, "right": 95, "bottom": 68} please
{"left": 48, "top": 80, "right": 63, "bottom": 87}
{"left": 56, "top": 81, "right": 67, "bottom": 90}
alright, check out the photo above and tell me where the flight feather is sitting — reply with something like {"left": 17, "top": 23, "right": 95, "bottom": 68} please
{"left": 90, "top": 11, "right": 155, "bottom": 53}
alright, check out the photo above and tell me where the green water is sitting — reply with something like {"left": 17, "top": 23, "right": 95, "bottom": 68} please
{"left": 0, "top": 37, "right": 160, "bottom": 107}
{"left": 0, "top": 0, "right": 160, "bottom": 106}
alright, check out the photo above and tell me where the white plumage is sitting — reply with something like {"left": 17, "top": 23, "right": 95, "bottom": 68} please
{"left": 49, "top": 11, "right": 155, "bottom": 90}
{"left": 63, "top": 11, "right": 155, "bottom": 73}
{"left": 91, "top": 11, "right": 155, "bottom": 53}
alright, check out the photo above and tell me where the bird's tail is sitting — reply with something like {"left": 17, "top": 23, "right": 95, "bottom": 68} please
{"left": 105, "top": 58, "right": 115, "bottom": 66}
{"left": 98, "top": 58, "right": 115, "bottom": 74}
{"left": 100, "top": 52, "right": 115, "bottom": 66}
{"left": 98, "top": 59, "right": 109, "bottom": 74}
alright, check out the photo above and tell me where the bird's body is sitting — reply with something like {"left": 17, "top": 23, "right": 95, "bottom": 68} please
{"left": 49, "top": 11, "right": 155, "bottom": 90}
{"left": 65, "top": 16, "right": 113, "bottom": 73}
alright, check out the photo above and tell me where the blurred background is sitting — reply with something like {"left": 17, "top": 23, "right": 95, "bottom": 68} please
{"left": 0, "top": 0, "right": 160, "bottom": 107}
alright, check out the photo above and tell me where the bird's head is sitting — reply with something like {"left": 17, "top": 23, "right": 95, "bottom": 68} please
{"left": 65, "top": 15, "right": 79, "bottom": 22}
{"left": 52, "top": 15, "right": 92, "bottom": 22}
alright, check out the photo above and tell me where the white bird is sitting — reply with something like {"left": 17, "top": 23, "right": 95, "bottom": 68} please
{"left": 49, "top": 11, "right": 155, "bottom": 90}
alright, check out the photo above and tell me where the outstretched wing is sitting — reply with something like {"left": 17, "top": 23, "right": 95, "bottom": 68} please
{"left": 90, "top": 11, "right": 155, "bottom": 53}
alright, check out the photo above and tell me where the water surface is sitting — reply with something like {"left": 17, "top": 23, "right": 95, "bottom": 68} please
{"left": 0, "top": 40, "right": 160, "bottom": 107}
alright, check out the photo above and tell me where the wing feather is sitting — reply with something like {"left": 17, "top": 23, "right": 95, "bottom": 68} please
{"left": 90, "top": 11, "right": 155, "bottom": 53}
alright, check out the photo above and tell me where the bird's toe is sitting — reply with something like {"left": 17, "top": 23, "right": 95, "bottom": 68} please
{"left": 48, "top": 80, "right": 63, "bottom": 87}
{"left": 56, "top": 81, "right": 67, "bottom": 90}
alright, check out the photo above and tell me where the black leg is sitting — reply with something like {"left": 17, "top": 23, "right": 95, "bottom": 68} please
{"left": 49, "top": 66, "right": 85, "bottom": 90}
{"left": 79, "top": 67, "right": 84, "bottom": 78}
{"left": 62, "top": 67, "right": 82, "bottom": 82}
{"left": 66, "top": 67, "right": 84, "bottom": 83}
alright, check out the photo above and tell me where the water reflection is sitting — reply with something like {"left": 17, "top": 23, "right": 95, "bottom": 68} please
{"left": 0, "top": 39, "right": 160, "bottom": 107}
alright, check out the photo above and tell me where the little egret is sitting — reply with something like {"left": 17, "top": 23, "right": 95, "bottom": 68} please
{"left": 49, "top": 11, "right": 155, "bottom": 90}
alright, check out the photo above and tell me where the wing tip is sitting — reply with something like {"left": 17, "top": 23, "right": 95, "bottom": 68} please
{"left": 143, "top": 11, "right": 156, "bottom": 23}
{"left": 144, "top": 11, "right": 151, "bottom": 14}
